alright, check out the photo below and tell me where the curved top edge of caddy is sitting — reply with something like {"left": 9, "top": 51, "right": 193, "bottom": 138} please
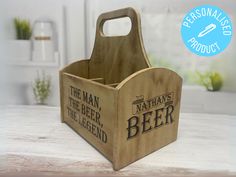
{"left": 61, "top": 60, "right": 182, "bottom": 91}
{"left": 60, "top": 7, "right": 182, "bottom": 90}
{"left": 59, "top": 7, "right": 183, "bottom": 171}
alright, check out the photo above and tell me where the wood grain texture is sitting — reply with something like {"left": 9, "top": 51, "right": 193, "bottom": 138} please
{"left": 114, "top": 68, "right": 182, "bottom": 169}
{"left": 62, "top": 73, "right": 117, "bottom": 161}
{"left": 59, "top": 59, "right": 89, "bottom": 123}
{"left": 89, "top": 7, "right": 150, "bottom": 84}
{"left": 59, "top": 7, "right": 182, "bottom": 170}
{"left": 0, "top": 106, "right": 236, "bottom": 177}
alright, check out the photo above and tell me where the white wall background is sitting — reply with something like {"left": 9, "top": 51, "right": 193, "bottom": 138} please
{"left": 1, "top": 0, "right": 236, "bottom": 114}
{"left": 85, "top": 0, "right": 236, "bottom": 92}
{"left": 0, "top": 0, "right": 85, "bottom": 106}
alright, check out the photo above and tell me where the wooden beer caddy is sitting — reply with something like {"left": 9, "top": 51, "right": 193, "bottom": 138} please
{"left": 60, "top": 7, "right": 182, "bottom": 170}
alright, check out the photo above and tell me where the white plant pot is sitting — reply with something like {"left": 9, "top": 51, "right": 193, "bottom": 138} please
{"left": 6, "top": 40, "right": 31, "bottom": 62}
{"left": 32, "top": 40, "right": 54, "bottom": 62}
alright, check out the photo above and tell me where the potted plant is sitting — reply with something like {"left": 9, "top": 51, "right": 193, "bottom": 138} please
{"left": 196, "top": 71, "right": 223, "bottom": 91}
{"left": 8, "top": 18, "right": 32, "bottom": 62}
{"left": 14, "top": 18, "right": 32, "bottom": 40}
{"left": 32, "top": 71, "right": 51, "bottom": 105}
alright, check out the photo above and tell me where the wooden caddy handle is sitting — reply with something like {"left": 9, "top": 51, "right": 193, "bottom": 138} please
{"left": 89, "top": 7, "right": 150, "bottom": 84}
{"left": 97, "top": 7, "right": 140, "bottom": 37}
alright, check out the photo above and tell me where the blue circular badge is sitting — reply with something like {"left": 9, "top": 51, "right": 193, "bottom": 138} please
{"left": 181, "top": 5, "right": 233, "bottom": 57}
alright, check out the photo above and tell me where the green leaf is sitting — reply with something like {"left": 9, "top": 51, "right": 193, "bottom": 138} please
{"left": 14, "top": 18, "right": 32, "bottom": 40}
{"left": 195, "top": 71, "right": 223, "bottom": 91}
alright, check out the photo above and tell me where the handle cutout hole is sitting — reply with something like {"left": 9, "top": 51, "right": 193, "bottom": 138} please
{"left": 102, "top": 17, "right": 131, "bottom": 36}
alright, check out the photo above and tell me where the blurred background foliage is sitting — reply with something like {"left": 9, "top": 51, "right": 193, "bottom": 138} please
{"left": 148, "top": 54, "right": 223, "bottom": 91}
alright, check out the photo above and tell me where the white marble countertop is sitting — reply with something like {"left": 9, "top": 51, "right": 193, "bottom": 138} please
{"left": 0, "top": 105, "right": 235, "bottom": 176}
